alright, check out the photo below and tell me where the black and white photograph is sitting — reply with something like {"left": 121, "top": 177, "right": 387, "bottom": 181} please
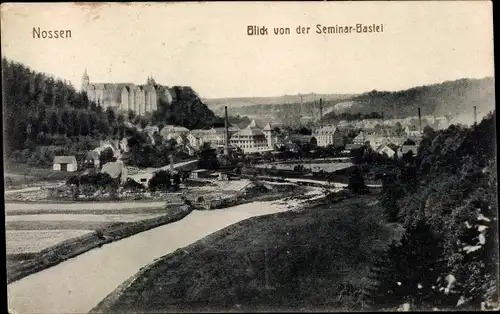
{"left": 2, "top": 1, "right": 498, "bottom": 313}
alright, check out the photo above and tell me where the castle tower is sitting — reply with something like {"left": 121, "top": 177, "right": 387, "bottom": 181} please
{"left": 81, "top": 68, "right": 89, "bottom": 91}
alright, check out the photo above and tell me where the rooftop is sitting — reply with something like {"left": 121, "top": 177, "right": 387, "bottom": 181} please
{"left": 53, "top": 156, "right": 76, "bottom": 164}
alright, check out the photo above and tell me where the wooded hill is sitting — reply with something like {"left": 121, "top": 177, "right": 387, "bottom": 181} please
{"left": 348, "top": 77, "right": 495, "bottom": 119}
{"left": 2, "top": 57, "right": 219, "bottom": 166}
{"left": 204, "top": 78, "right": 494, "bottom": 126}
{"left": 366, "top": 111, "right": 498, "bottom": 310}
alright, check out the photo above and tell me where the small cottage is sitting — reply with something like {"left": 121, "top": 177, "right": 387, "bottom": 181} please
{"left": 53, "top": 156, "right": 78, "bottom": 172}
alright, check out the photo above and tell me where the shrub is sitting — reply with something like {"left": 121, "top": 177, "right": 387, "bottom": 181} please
{"left": 123, "top": 178, "right": 145, "bottom": 191}
{"left": 149, "top": 170, "right": 171, "bottom": 192}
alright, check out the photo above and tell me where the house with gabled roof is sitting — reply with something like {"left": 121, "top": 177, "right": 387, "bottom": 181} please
{"left": 229, "top": 125, "right": 269, "bottom": 154}
{"left": 376, "top": 144, "right": 397, "bottom": 158}
{"left": 53, "top": 156, "right": 78, "bottom": 172}
{"left": 314, "top": 125, "right": 343, "bottom": 148}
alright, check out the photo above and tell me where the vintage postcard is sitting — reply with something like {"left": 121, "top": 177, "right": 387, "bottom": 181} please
{"left": 2, "top": 1, "right": 497, "bottom": 313}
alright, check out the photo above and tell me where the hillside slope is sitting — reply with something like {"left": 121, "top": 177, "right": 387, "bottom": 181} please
{"left": 2, "top": 57, "right": 218, "bottom": 166}
{"left": 350, "top": 77, "right": 495, "bottom": 120}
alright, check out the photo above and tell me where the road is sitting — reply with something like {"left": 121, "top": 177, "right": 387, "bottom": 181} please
{"left": 4, "top": 182, "right": 63, "bottom": 195}
{"left": 285, "top": 177, "right": 382, "bottom": 188}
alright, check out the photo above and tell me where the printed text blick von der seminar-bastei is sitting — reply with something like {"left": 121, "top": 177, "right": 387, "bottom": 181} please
{"left": 247, "top": 24, "right": 384, "bottom": 36}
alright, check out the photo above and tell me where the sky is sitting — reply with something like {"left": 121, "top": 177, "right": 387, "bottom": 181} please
{"left": 1, "top": 1, "right": 494, "bottom": 99}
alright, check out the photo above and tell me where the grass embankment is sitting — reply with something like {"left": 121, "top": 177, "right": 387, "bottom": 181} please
{"left": 6, "top": 205, "right": 193, "bottom": 284}
{"left": 4, "top": 165, "right": 78, "bottom": 188}
{"left": 92, "top": 194, "right": 404, "bottom": 313}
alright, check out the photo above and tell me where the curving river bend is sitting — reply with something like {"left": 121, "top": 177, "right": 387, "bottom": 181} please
{"left": 7, "top": 201, "right": 290, "bottom": 314}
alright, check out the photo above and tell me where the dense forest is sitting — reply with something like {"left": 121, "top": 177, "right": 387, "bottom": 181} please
{"left": 364, "top": 111, "right": 498, "bottom": 310}
{"left": 2, "top": 58, "right": 219, "bottom": 167}
{"left": 152, "top": 86, "right": 223, "bottom": 130}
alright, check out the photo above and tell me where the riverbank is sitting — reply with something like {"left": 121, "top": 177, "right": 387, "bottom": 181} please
{"left": 91, "top": 193, "right": 404, "bottom": 313}
{"left": 8, "top": 200, "right": 293, "bottom": 314}
{"left": 6, "top": 204, "right": 192, "bottom": 284}
{"left": 5, "top": 182, "right": 303, "bottom": 284}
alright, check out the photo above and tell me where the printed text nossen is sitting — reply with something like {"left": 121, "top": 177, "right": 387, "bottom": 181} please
{"left": 33, "top": 27, "right": 72, "bottom": 39}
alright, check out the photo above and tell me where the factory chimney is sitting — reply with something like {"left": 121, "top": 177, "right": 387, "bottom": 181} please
{"left": 418, "top": 107, "right": 422, "bottom": 134}
{"left": 224, "top": 106, "right": 229, "bottom": 156}
{"left": 319, "top": 98, "right": 323, "bottom": 128}
{"left": 473, "top": 106, "right": 477, "bottom": 125}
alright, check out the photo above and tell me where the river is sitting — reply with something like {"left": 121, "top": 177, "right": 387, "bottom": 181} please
{"left": 7, "top": 201, "right": 289, "bottom": 314}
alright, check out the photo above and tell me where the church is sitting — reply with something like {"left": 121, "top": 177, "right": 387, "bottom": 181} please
{"left": 81, "top": 69, "right": 174, "bottom": 115}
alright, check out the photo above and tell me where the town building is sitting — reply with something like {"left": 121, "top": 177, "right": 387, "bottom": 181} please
{"left": 119, "top": 138, "right": 129, "bottom": 153}
{"left": 314, "top": 125, "right": 344, "bottom": 147}
{"left": 53, "top": 156, "right": 77, "bottom": 172}
{"left": 230, "top": 125, "right": 270, "bottom": 154}
{"left": 81, "top": 69, "right": 173, "bottom": 116}
{"left": 187, "top": 126, "right": 239, "bottom": 149}
{"left": 343, "top": 143, "right": 364, "bottom": 154}
{"left": 398, "top": 145, "right": 420, "bottom": 157}
{"left": 283, "top": 134, "right": 317, "bottom": 151}
{"left": 187, "top": 131, "right": 204, "bottom": 149}
{"left": 405, "top": 125, "right": 422, "bottom": 136}
{"left": 160, "top": 125, "right": 190, "bottom": 136}
{"left": 262, "top": 123, "right": 276, "bottom": 149}
{"left": 376, "top": 144, "right": 397, "bottom": 158}
{"left": 352, "top": 131, "right": 368, "bottom": 145}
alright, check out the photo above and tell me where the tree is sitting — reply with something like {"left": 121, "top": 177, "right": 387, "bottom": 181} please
{"left": 348, "top": 166, "right": 368, "bottom": 194}
{"left": 197, "top": 144, "right": 220, "bottom": 170}
{"left": 393, "top": 122, "right": 403, "bottom": 136}
{"left": 350, "top": 147, "right": 365, "bottom": 165}
{"left": 49, "top": 111, "right": 59, "bottom": 134}
{"left": 422, "top": 125, "right": 435, "bottom": 137}
{"left": 79, "top": 111, "right": 91, "bottom": 136}
{"left": 172, "top": 172, "right": 181, "bottom": 190}
{"left": 99, "top": 147, "right": 116, "bottom": 166}
{"left": 366, "top": 219, "right": 446, "bottom": 310}
{"left": 149, "top": 170, "right": 172, "bottom": 191}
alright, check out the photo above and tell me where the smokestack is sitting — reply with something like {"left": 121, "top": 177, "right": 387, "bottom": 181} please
{"left": 418, "top": 108, "right": 422, "bottom": 133}
{"left": 300, "top": 94, "right": 304, "bottom": 116}
{"left": 319, "top": 98, "right": 323, "bottom": 128}
{"left": 224, "top": 106, "right": 229, "bottom": 156}
{"left": 473, "top": 106, "right": 477, "bottom": 125}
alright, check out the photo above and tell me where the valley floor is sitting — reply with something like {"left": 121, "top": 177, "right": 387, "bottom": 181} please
{"left": 92, "top": 193, "right": 403, "bottom": 313}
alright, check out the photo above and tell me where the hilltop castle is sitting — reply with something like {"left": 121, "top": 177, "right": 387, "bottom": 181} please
{"left": 81, "top": 69, "right": 174, "bottom": 115}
